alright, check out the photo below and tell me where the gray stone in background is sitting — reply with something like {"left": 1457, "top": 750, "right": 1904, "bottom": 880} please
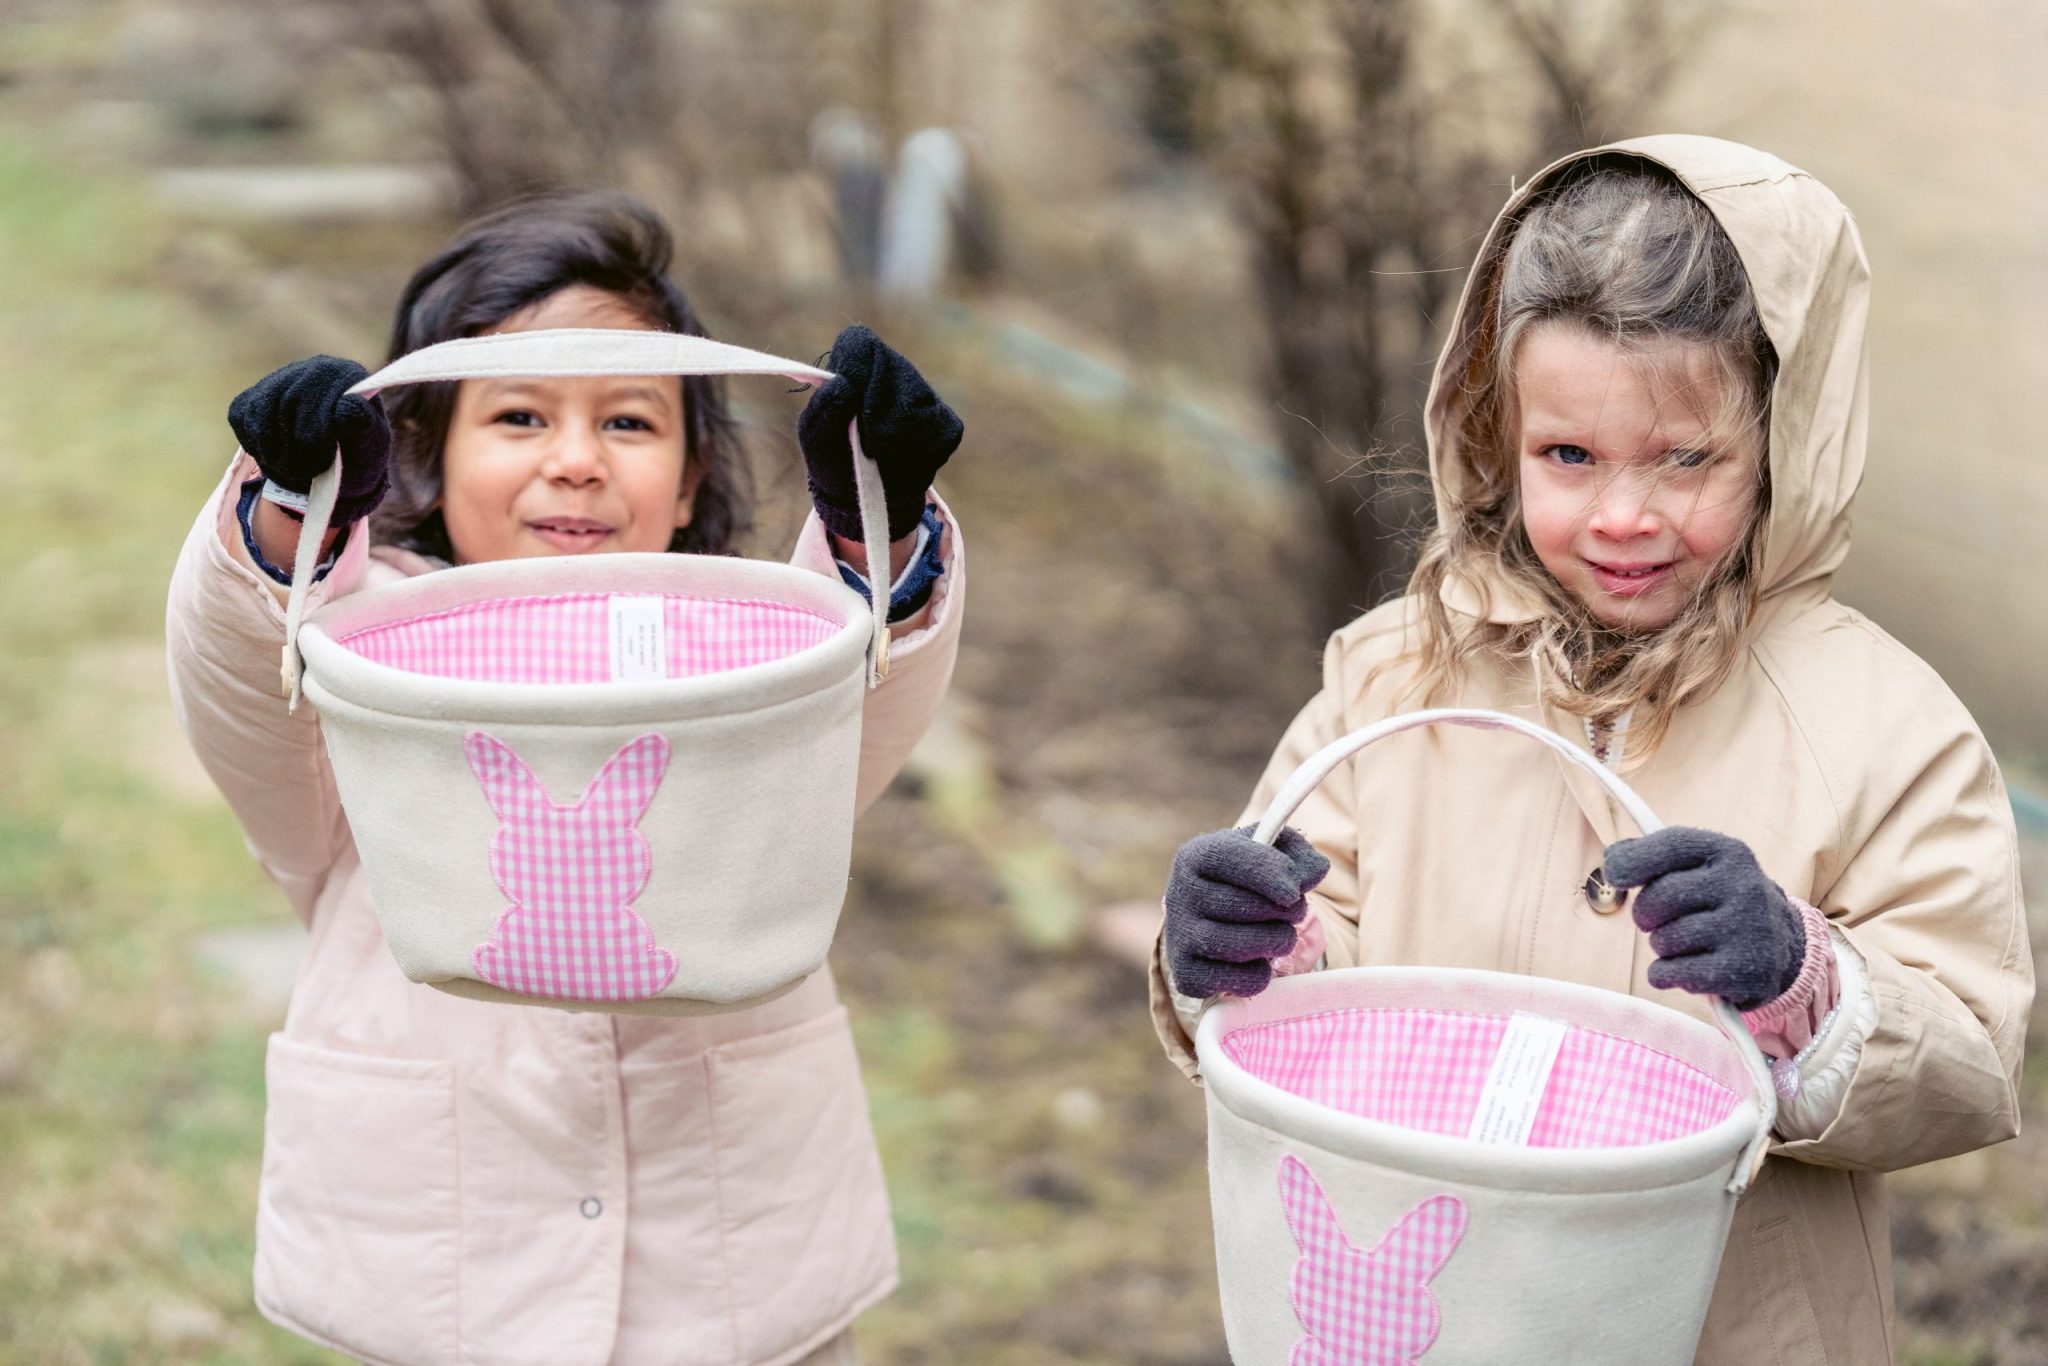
{"left": 153, "top": 165, "right": 451, "bottom": 224}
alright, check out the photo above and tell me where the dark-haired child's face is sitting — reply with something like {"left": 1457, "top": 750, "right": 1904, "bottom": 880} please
{"left": 440, "top": 286, "right": 691, "bottom": 564}
{"left": 1515, "top": 322, "right": 1761, "bottom": 633}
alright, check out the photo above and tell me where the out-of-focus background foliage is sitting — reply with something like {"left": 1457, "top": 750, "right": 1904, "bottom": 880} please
{"left": 1, "top": 0, "right": 2043, "bottom": 1361}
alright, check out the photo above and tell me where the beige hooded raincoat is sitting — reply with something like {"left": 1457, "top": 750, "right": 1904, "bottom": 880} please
{"left": 168, "top": 451, "right": 964, "bottom": 1366}
{"left": 1150, "top": 135, "right": 2032, "bottom": 1365}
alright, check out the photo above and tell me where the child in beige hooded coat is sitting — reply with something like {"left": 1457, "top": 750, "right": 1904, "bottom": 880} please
{"left": 168, "top": 193, "right": 966, "bottom": 1366}
{"left": 1155, "top": 136, "right": 2031, "bottom": 1364}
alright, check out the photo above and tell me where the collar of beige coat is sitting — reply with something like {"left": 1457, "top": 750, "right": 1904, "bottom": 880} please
{"left": 1429, "top": 134, "right": 1869, "bottom": 630}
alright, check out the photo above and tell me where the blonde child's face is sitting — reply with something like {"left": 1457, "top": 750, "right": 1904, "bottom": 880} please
{"left": 1515, "top": 322, "right": 1760, "bottom": 632}
{"left": 440, "top": 286, "right": 691, "bottom": 564}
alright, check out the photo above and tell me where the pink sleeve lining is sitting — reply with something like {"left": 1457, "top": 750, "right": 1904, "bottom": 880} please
{"left": 1272, "top": 909, "right": 1327, "bottom": 979}
{"left": 1740, "top": 898, "right": 1840, "bottom": 1060}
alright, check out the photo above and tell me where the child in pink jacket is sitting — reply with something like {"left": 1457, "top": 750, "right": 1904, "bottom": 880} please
{"left": 167, "top": 192, "right": 966, "bottom": 1366}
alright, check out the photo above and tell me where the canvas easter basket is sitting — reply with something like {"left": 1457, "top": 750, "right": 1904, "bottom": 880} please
{"left": 1196, "top": 708, "right": 1778, "bottom": 1365}
{"left": 278, "top": 328, "right": 898, "bottom": 1015}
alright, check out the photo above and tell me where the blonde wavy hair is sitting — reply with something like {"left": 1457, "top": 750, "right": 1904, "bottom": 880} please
{"left": 1403, "top": 156, "right": 1778, "bottom": 760}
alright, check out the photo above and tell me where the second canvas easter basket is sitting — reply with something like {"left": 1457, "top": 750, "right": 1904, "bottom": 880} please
{"left": 1195, "top": 708, "right": 1778, "bottom": 1364}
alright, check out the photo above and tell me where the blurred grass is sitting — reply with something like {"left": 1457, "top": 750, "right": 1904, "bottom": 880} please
{"left": 0, "top": 131, "right": 335, "bottom": 1362}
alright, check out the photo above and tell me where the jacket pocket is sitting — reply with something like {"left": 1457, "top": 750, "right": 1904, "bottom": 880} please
{"left": 707, "top": 1006, "right": 896, "bottom": 1363}
{"left": 1739, "top": 1213, "right": 1831, "bottom": 1365}
{"left": 254, "top": 1033, "right": 460, "bottom": 1365}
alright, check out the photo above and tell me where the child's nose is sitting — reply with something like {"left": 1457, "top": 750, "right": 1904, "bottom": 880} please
{"left": 1586, "top": 472, "right": 1664, "bottom": 540}
{"left": 543, "top": 426, "right": 606, "bottom": 486}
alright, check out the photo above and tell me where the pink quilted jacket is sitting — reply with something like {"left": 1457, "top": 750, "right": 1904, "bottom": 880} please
{"left": 166, "top": 453, "right": 965, "bottom": 1366}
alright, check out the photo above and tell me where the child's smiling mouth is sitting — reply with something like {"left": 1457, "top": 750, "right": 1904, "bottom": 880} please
{"left": 1585, "top": 558, "right": 1676, "bottom": 596}
{"left": 526, "top": 517, "right": 616, "bottom": 552}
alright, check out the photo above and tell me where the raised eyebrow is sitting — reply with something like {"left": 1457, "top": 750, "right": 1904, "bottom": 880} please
{"left": 473, "top": 378, "right": 675, "bottom": 410}
{"left": 475, "top": 379, "right": 551, "bottom": 403}
{"left": 605, "top": 382, "right": 677, "bottom": 410}
{"left": 1522, "top": 430, "right": 1599, "bottom": 451}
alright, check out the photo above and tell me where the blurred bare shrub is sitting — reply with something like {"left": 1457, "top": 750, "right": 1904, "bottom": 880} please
{"left": 1109, "top": 0, "right": 1720, "bottom": 627}
{"left": 283, "top": 0, "right": 673, "bottom": 213}
{"left": 278, "top": 0, "right": 959, "bottom": 288}
{"left": 111, "top": 1, "right": 312, "bottom": 137}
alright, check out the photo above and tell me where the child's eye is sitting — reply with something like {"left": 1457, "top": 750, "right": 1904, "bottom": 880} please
{"left": 492, "top": 409, "right": 542, "bottom": 428}
{"left": 1544, "top": 444, "right": 1592, "bottom": 466}
{"left": 603, "top": 415, "right": 654, "bottom": 433}
{"left": 1669, "top": 447, "right": 1713, "bottom": 469}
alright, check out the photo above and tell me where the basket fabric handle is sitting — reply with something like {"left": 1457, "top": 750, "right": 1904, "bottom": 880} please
{"left": 1249, "top": 706, "right": 1778, "bottom": 1194}
{"left": 277, "top": 328, "right": 894, "bottom": 706}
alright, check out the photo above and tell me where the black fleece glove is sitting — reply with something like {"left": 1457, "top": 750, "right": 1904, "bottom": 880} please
{"left": 228, "top": 355, "right": 393, "bottom": 525}
{"left": 1163, "top": 826, "right": 1331, "bottom": 1000}
{"left": 1604, "top": 826, "right": 1805, "bottom": 1010}
{"left": 796, "top": 325, "right": 963, "bottom": 543}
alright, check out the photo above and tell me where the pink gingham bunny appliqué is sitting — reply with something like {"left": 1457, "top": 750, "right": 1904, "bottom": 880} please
{"left": 464, "top": 731, "right": 679, "bottom": 1001}
{"left": 1277, "top": 1154, "right": 1468, "bottom": 1366}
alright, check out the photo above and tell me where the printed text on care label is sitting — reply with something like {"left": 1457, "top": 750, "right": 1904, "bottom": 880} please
{"left": 607, "top": 596, "right": 667, "bottom": 682}
{"left": 1467, "top": 1011, "right": 1570, "bottom": 1145}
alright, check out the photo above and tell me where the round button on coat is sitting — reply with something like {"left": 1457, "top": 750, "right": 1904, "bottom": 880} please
{"left": 580, "top": 1196, "right": 603, "bottom": 1219}
{"left": 1583, "top": 868, "right": 1629, "bottom": 915}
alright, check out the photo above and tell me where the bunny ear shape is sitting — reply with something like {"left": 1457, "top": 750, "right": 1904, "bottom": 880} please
{"left": 1278, "top": 1153, "right": 1344, "bottom": 1252}
{"left": 1374, "top": 1194, "right": 1469, "bottom": 1284}
{"left": 465, "top": 731, "right": 550, "bottom": 821}
{"left": 577, "top": 733, "right": 672, "bottom": 824}
{"left": 1278, "top": 1154, "right": 1469, "bottom": 1281}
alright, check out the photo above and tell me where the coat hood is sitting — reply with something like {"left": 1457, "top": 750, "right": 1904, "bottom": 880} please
{"left": 1426, "top": 134, "right": 1872, "bottom": 625}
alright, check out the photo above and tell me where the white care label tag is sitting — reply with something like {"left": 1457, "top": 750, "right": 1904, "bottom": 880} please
{"left": 1466, "top": 1011, "right": 1570, "bottom": 1145}
{"left": 607, "top": 595, "right": 667, "bottom": 682}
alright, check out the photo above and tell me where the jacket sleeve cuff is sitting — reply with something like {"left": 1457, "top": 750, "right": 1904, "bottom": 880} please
{"left": 1764, "top": 925, "right": 1876, "bottom": 1141}
{"left": 1159, "top": 899, "right": 1330, "bottom": 1074}
{"left": 1741, "top": 898, "right": 1842, "bottom": 1059}
{"left": 1148, "top": 926, "right": 1204, "bottom": 1081}
{"left": 236, "top": 477, "right": 350, "bottom": 586}
{"left": 833, "top": 502, "right": 944, "bottom": 622}
{"left": 1272, "top": 911, "right": 1327, "bottom": 979}
{"left": 216, "top": 453, "right": 370, "bottom": 606}
{"left": 791, "top": 491, "right": 958, "bottom": 643}
{"left": 1155, "top": 903, "right": 1213, "bottom": 1050}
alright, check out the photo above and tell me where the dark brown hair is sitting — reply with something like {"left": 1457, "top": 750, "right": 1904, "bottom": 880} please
{"left": 368, "top": 191, "right": 750, "bottom": 560}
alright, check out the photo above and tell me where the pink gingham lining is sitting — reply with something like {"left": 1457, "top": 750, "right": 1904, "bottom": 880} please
{"left": 1224, "top": 1007, "right": 1738, "bottom": 1149}
{"left": 336, "top": 592, "right": 839, "bottom": 684}
{"left": 1279, "top": 1153, "right": 1466, "bottom": 1366}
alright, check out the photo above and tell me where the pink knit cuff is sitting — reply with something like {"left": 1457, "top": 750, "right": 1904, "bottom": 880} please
{"left": 1272, "top": 910, "right": 1327, "bottom": 979}
{"left": 1740, "top": 899, "right": 1839, "bottom": 1060}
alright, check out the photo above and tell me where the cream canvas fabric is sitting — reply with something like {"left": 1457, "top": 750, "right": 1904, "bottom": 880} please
{"left": 1199, "top": 712, "right": 1775, "bottom": 1364}
{"left": 1205, "top": 986, "right": 1755, "bottom": 1365}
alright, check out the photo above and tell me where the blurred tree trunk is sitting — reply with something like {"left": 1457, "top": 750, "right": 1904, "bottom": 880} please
{"left": 1135, "top": 0, "right": 1718, "bottom": 633}
{"left": 320, "top": 0, "right": 682, "bottom": 215}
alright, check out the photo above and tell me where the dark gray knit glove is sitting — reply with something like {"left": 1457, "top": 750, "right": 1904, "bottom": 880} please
{"left": 1163, "top": 826, "right": 1331, "bottom": 1000}
{"left": 1604, "top": 827, "right": 1805, "bottom": 1011}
